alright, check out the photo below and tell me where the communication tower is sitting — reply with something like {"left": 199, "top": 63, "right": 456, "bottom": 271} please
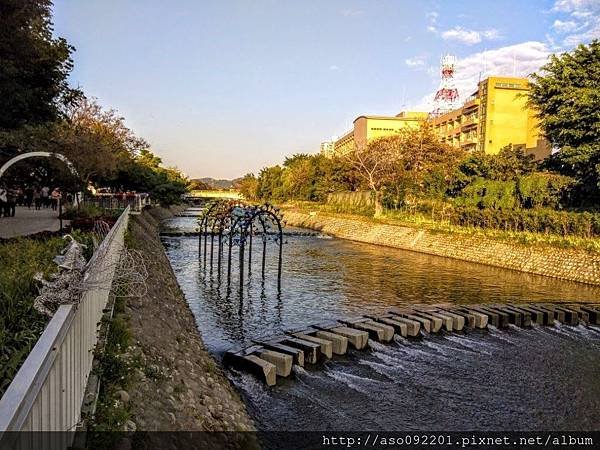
{"left": 430, "top": 55, "right": 459, "bottom": 118}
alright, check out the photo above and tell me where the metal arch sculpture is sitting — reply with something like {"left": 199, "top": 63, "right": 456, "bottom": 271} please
{"left": 241, "top": 204, "right": 283, "bottom": 284}
{"left": 197, "top": 200, "right": 285, "bottom": 294}
{"left": 198, "top": 199, "right": 247, "bottom": 272}
{"left": 0, "top": 151, "right": 79, "bottom": 180}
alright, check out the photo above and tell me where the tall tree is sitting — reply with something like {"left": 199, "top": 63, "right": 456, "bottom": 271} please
{"left": 0, "top": 0, "right": 79, "bottom": 131}
{"left": 343, "top": 138, "right": 396, "bottom": 216}
{"left": 529, "top": 40, "right": 600, "bottom": 205}
{"left": 528, "top": 40, "right": 600, "bottom": 149}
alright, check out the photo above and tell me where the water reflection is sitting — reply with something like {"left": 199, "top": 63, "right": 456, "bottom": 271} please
{"left": 162, "top": 231, "right": 600, "bottom": 354}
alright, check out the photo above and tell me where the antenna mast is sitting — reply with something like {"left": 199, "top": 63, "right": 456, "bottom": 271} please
{"left": 430, "top": 54, "right": 459, "bottom": 118}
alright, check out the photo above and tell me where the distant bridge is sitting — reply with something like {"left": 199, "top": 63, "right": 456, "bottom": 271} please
{"left": 184, "top": 190, "right": 243, "bottom": 200}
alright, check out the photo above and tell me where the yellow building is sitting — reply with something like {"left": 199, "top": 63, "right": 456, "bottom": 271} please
{"left": 332, "top": 111, "right": 428, "bottom": 155}
{"left": 431, "top": 76, "right": 550, "bottom": 159}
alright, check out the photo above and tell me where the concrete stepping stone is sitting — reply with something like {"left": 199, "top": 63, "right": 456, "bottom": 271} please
{"left": 293, "top": 333, "right": 333, "bottom": 359}
{"left": 380, "top": 315, "right": 421, "bottom": 336}
{"left": 511, "top": 305, "right": 544, "bottom": 326}
{"left": 408, "top": 311, "right": 443, "bottom": 333}
{"left": 555, "top": 305, "right": 584, "bottom": 325}
{"left": 454, "top": 307, "right": 488, "bottom": 328}
{"left": 389, "top": 309, "right": 432, "bottom": 333}
{"left": 223, "top": 352, "right": 277, "bottom": 386}
{"left": 492, "top": 305, "right": 524, "bottom": 327}
{"left": 340, "top": 319, "right": 394, "bottom": 342}
{"left": 281, "top": 337, "right": 321, "bottom": 364}
{"left": 315, "top": 330, "right": 348, "bottom": 355}
{"left": 370, "top": 316, "right": 409, "bottom": 337}
{"left": 254, "top": 340, "right": 305, "bottom": 367}
{"left": 443, "top": 308, "right": 476, "bottom": 329}
{"left": 580, "top": 305, "right": 600, "bottom": 325}
{"left": 412, "top": 307, "right": 452, "bottom": 331}
{"left": 258, "top": 350, "right": 293, "bottom": 377}
{"left": 525, "top": 305, "right": 555, "bottom": 325}
{"left": 328, "top": 326, "right": 369, "bottom": 350}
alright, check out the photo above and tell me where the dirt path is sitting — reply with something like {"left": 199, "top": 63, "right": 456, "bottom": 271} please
{"left": 123, "top": 207, "right": 256, "bottom": 438}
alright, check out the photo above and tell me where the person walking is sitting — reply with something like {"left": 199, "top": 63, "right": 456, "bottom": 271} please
{"left": 6, "top": 187, "right": 16, "bottom": 217}
{"left": 0, "top": 185, "right": 7, "bottom": 218}
{"left": 33, "top": 187, "right": 41, "bottom": 210}
{"left": 24, "top": 186, "right": 33, "bottom": 209}
{"left": 51, "top": 188, "right": 61, "bottom": 211}
{"left": 41, "top": 185, "right": 50, "bottom": 208}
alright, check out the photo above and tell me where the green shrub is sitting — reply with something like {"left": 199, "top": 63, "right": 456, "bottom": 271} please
{"left": 456, "top": 178, "right": 518, "bottom": 210}
{"left": 448, "top": 206, "right": 600, "bottom": 237}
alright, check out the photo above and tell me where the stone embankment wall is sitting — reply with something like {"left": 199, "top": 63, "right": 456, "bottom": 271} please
{"left": 285, "top": 210, "right": 600, "bottom": 286}
{"left": 123, "top": 206, "right": 257, "bottom": 437}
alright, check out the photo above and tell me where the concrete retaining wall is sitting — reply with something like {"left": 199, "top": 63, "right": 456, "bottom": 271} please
{"left": 284, "top": 210, "right": 600, "bottom": 286}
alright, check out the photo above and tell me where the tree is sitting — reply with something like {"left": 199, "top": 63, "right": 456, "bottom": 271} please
{"left": 542, "top": 143, "right": 600, "bottom": 204}
{"left": 528, "top": 41, "right": 600, "bottom": 205}
{"left": 488, "top": 144, "right": 535, "bottom": 181}
{"left": 114, "top": 150, "right": 188, "bottom": 205}
{"left": 234, "top": 173, "right": 259, "bottom": 200}
{"left": 256, "top": 166, "right": 285, "bottom": 200}
{"left": 344, "top": 124, "right": 464, "bottom": 216}
{"left": 282, "top": 154, "right": 316, "bottom": 200}
{"left": 0, "top": 0, "right": 80, "bottom": 131}
{"left": 342, "top": 139, "right": 396, "bottom": 216}
{"left": 528, "top": 40, "right": 600, "bottom": 148}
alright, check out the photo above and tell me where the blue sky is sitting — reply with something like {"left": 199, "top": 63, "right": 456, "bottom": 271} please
{"left": 52, "top": 0, "right": 600, "bottom": 178}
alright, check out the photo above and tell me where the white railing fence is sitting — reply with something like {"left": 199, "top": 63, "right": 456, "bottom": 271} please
{"left": 80, "top": 194, "right": 150, "bottom": 212}
{"left": 0, "top": 207, "right": 130, "bottom": 448}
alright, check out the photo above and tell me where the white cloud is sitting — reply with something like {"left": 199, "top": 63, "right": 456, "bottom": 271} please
{"left": 441, "top": 26, "right": 501, "bottom": 45}
{"left": 413, "top": 41, "right": 551, "bottom": 111}
{"left": 552, "top": 19, "right": 580, "bottom": 32}
{"left": 552, "top": 0, "right": 599, "bottom": 13}
{"left": 329, "top": 65, "right": 339, "bottom": 71}
{"left": 550, "top": 0, "right": 600, "bottom": 46}
{"left": 563, "top": 23, "right": 600, "bottom": 45}
{"left": 405, "top": 57, "right": 425, "bottom": 67}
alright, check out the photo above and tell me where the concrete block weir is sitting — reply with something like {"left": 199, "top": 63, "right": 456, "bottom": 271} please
{"left": 224, "top": 302, "right": 600, "bottom": 386}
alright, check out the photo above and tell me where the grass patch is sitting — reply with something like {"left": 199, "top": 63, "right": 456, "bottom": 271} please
{"left": 0, "top": 237, "right": 67, "bottom": 397}
{"left": 91, "top": 295, "right": 136, "bottom": 430}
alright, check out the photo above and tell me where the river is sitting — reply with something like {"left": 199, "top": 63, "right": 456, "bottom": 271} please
{"left": 162, "top": 214, "right": 600, "bottom": 433}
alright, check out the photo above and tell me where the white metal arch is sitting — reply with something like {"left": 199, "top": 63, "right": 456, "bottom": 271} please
{"left": 0, "top": 151, "right": 79, "bottom": 180}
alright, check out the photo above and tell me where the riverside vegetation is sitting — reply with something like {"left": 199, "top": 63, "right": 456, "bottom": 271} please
{"left": 237, "top": 41, "right": 600, "bottom": 244}
{"left": 0, "top": 230, "right": 94, "bottom": 397}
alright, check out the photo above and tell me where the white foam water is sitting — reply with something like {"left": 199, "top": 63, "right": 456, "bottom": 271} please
{"left": 358, "top": 359, "right": 396, "bottom": 380}
{"left": 442, "top": 335, "right": 491, "bottom": 355}
{"left": 371, "top": 350, "right": 409, "bottom": 370}
{"left": 420, "top": 340, "right": 453, "bottom": 358}
{"left": 325, "top": 370, "right": 375, "bottom": 395}
{"left": 292, "top": 365, "right": 314, "bottom": 377}
{"left": 229, "top": 369, "right": 270, "bottom": 403}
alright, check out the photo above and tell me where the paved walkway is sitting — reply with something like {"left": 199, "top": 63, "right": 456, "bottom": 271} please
{"left": 0, "top": 207, "right": 68, "bottom": 239}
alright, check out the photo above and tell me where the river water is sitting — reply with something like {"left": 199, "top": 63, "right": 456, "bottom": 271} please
{"left": 162, "top": 215, "right": 600, "bottom": 432}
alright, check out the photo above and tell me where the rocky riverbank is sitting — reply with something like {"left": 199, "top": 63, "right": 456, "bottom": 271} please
{"left": 101, "top": 206, "right": 256, "bottom": 443}
{"left": 284, "top": 209, "right": 600, "bottom": 286}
